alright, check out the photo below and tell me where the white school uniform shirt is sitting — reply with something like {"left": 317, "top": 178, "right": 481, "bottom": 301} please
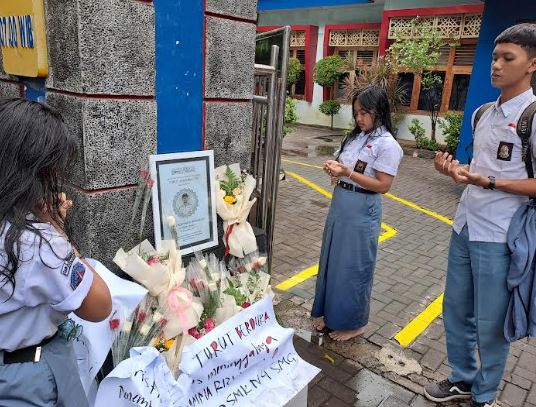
{"left": 338, "top": 126, "right": 404, "bottom": 188}
{"left": 0, "top": 222, "right": 93, "bottom": 351}
{"left": 453, "top": 88, "right": 536, "bottom": 243}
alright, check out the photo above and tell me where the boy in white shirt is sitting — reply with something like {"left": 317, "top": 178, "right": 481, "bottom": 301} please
{"left": 425, "top": 23, "right": 536, "bottom": 407}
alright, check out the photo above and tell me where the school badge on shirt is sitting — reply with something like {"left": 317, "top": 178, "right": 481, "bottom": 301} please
{"left": 354, "top": 160, "right": 368, "bottom": 174}
{"left": 70, "top": 260, "right": 86, "bottom": 290}
{"left": 497, "top": 141, "right": 513, "bottom": 161}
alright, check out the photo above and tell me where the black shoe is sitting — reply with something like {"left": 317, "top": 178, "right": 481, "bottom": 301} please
{"left": 423, "top": 379, "right": 472, "bottom": 402}
{"left": 472, "top": 400, "right": 500, "bottom": 407}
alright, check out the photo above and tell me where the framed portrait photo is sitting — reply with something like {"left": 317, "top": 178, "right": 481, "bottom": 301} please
{"left": 150, "top": 150, "right": 218, "bottom": 255}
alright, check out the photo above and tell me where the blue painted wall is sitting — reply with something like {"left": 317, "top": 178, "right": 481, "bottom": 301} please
{"left": 258, "top": 0, "right": 369, "bottom": 11}
{"left": 154, "top": 0, "right": 204, "bottom": 154}
{"left": 457, "top": 0, "right": 536, "bottom": 162}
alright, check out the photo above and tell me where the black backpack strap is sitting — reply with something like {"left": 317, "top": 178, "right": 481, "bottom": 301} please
{"left": 465, "top": 102, "right": 494, "bottom": 163}
{"left": 472, "top": 102, "right": 494, "bottom": 133}
{"left": 517, "top": 100, "right": 536, "bottom": 179}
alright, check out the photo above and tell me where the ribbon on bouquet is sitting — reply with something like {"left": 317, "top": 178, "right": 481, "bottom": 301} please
{"left": 167, "top": 287, "right": 194, "bottom": 335}
{"left": 223, "top": 223, "right": 237, "bottom": 257}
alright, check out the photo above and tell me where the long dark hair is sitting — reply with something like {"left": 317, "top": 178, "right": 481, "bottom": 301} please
{"left": 0, "top": 98, "right": 78, "bottom": 294}
{"left": 351, "top": 85, "right": 394, "bottom": 135}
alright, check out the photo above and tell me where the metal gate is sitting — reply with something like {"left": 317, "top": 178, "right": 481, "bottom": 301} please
{"left": 250, "top": 26, "right": 291, "bottom": 269}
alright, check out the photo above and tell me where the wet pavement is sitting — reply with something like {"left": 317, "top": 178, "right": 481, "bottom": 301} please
{"left": 272, "top": 125, "right": 536, "bottom": 407}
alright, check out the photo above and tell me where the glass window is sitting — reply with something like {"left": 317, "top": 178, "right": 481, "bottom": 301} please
{"left": 397, "top": 73, "right": 414, "bottom": 107}
{"left": 418, "top": 71, "right": 445, "bottom": 111}
{"left": 449, "top": 74, "right": 471, "bottom": 111}
{"left": 335, "top": 72, "right": 350, "bottom": 100}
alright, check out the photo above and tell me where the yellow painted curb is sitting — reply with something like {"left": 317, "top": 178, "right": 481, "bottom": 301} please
{"left": 394, "top": 293, "right": 444, "bottom": 347}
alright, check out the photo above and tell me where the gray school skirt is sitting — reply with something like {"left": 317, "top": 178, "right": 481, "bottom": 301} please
{"left": 0, "top": 334, "right": 89, "bottom": 407}
{"left": 311, "top": 184, "right": 382, "bottom": 330}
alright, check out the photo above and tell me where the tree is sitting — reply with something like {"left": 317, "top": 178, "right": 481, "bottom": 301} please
{"left": 314, "top": 55, "right": 345, "bottom": 129}
{"left": 341, "top": 55, "right": 405, "bottom": 112}
{"left": 319, "top": 100, "right": 341, "bottom": 130}
{"left": 389, "top": 18, "right": 446, "bottom": 142}
{"left": 287, "top": 57, "right": 303, "bottom": 85}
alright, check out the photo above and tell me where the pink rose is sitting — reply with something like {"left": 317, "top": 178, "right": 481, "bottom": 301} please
{"left": 147, "top": 256, "right": 160, "bottom": 266}
{"left": 204, "top": 318, "right": 215, "bottom": 332}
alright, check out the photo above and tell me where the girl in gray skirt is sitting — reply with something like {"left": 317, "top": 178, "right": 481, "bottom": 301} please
{"left": 311, "top": 85, "right": 403, "bottom": 341}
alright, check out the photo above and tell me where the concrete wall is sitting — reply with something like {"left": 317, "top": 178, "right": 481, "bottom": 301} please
{"left": 384, "top": 0, "right": 481, "bottom": 10}
{"left": 1, "top": 0, "right": 259, "bottom": 267}
{"left": 45, "top": 0, "right": 157, "bottom": 264}
{"left": 258, "top": 3, "right": 383, "bottom": 26}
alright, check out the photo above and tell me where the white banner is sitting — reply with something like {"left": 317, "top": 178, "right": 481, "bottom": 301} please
{"left": 70, "top": 260, "right": 148, "bottom": 396}
{"left": 92, "top": 296, "right": 319, "bottom": 406}
{"left": 94, "top": 347, "right": 181, "bottom": 407}
{"left": 175, "top": 295, "right": 320, "bottom": 406}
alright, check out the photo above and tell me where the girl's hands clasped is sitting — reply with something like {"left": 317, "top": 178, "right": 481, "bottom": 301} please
{"left": 324, "top": 160, "right": 351, "bottom": 178}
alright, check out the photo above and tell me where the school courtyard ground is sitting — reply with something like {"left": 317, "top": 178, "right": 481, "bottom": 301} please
{"left": 272, "top": 125, "right": 536, "bottom": 407}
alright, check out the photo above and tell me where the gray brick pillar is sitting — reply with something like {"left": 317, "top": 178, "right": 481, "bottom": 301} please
{"left": 204, "top": 1, "right": 257, "bottom": 170}
{"left": 44, "top": 0, "right": 157, "bottom": 266}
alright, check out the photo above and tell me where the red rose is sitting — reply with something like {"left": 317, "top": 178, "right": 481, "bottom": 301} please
{"left": 109, "top": 319, "right": 120, "bottom": 330}
{"left": 241, "top": 302, "right": 251, "bottom": 309}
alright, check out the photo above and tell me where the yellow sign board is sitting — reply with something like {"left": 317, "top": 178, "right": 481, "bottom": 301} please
{"left": 0, "top": 0, "right": 48, "bottom": 77}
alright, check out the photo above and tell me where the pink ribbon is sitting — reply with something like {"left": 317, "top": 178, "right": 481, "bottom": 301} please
{"left": 167, "top": 287, "right": 193, "bottom": 334}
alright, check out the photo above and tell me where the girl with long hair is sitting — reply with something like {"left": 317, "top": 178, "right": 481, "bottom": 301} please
{"left": 0, "top": 98, "right": 112, "bottom": 406}
{"left": 311, "top": 85, "right": 403, "bottom": 341}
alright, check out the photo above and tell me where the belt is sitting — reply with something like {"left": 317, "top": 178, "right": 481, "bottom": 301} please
{"left": 337, "top": 180, "right": 377, "bottom": 194}
{"left": 3, "top": 334, "right": 57, "bottom": 364}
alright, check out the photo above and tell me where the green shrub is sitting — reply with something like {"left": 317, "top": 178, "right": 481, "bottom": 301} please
{"left": 319, "top": 100, "right": 341, "bottom": 116}
{"left": 284, "top": 97, "right": 299, "bottom": 136}
{"left": 391, "top": 112, "right": 405, "bottom": 137}
{"left": 409, "top": 118, "right": 438, "bottom": 150}
{"left": 314, "top": 55, "right": 344, "bottom": 87}
{"left": 439, "top": 112, "right": 463, "bottom": 154}
{"left": 287, "top": 58, "right": 303, "bottom": 85}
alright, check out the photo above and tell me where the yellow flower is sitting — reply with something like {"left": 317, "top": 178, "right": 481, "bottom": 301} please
{"left": 224, "top": 195, "right": 236, "bottom": 204}
{"left": 232, "top": 187, "right": 242, "bottom": 196}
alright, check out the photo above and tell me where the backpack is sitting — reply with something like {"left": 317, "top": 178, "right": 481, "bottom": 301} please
{"left": 470, "top": 100, "right": 536, "bottom": 177}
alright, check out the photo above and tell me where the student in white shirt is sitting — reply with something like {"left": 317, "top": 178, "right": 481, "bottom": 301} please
{"left": 0, "top": 98, "right": 112, "bottom": 406}
{"left": 311, "top": 85, "right": 403, "bottom": 341}
{"left": 425, "top": 24, "right": 536, "bottom": 407}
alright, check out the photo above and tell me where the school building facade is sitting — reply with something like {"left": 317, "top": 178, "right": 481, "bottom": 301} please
{"left": 258, "top": 0, "right": 536, "bottom": 151}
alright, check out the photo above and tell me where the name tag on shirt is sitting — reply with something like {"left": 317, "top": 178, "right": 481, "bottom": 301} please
{"left": 354, "top": 160, "right": 368, "bottom": 174}
{"left": 497, "top": 141, "right": 513, "bottom": 161}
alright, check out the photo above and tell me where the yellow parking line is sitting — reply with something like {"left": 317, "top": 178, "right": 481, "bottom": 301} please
{"left": 282, "top": 159, "right": 323, "bottom": 170}
{"left": 282, "top": 158, "right": 452, "bottom": 347}
{"left": 385, "top": 193, "right": 453, "bottom": 225}
{"left": 282, "top": 159, "right": 453, "bottom": 225}
{"left": 276, "top": 172, "right": 396, "bottom": 292}
{"left": 394, "top": 294, "right": 444, "bottom": 347}
{"left": 276, "top": 265, "right": 319, "bottom": 291}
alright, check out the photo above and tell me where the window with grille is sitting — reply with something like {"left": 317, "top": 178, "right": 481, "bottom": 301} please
{"left": 333, "top": 47, "right": 378, "bottom": 102}
{"left": 288, "top": 48, "right": 306, "bottom": 98}
{"left": 393, "top": 39, "right": 477, "bottom": 113}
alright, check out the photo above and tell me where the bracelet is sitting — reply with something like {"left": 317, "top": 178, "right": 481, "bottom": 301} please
{"left": 347, "top": 168, "right": 352, "bottom": 178}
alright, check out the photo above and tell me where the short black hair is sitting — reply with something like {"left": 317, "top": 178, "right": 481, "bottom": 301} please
{"left": 495, "top": 23, "right": 536, "bottom": 57}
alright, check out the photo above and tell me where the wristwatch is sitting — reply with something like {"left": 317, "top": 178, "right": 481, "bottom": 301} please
{"left": 484, "top": 176, "right": 496, "bottom": 190}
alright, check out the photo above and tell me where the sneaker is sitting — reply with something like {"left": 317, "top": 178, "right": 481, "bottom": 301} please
{"left": 423, "top": 379, "right": 472, "bottom": 402}
{"left": 472, "top": 400, "right": 501, "bottom": 407}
